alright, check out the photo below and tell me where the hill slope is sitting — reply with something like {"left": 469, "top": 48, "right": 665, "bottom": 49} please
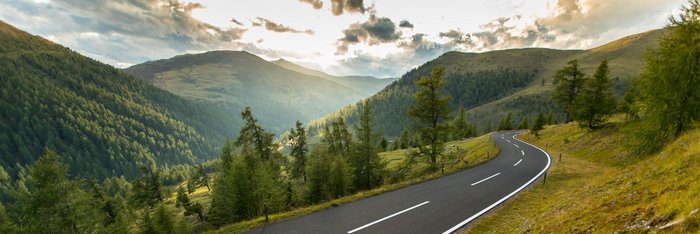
{"left": 309, "top": 29, "right": 666, "bottom": 138}
{"left": 271, "top": 59, "right": 397, "bottom": 95}
{"left": 0, "top": 21, "right": 236, "bottom": 179}
{"left": 125, "top": 51, "right": 379, "bottom": 134}
{"left": 466, "top": 122, "right": 700, "bottom": 233}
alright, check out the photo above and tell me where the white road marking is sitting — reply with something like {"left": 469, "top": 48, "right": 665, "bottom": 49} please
{"left": 470, "top": 173, "right": 501, "bottom": 186}
{"left": 513, "top": 159, "right": 522, "bottom": 166}
{"left": 347, "top": 201, "right": 430, "bottom": 233}
{"left": 521, "top": 150, "right": 525, "bottom": 156}
{"left": 506, "top": 140, "right": 511, "bottom": 143}
{"left": 501, "top": 134, "right": 504, "bottom": 139}
{"left": 514, "top": 144, "right": 520, "bottom": 148}
{"left": 442, "top": 133, "right": 552, "bottom": 234}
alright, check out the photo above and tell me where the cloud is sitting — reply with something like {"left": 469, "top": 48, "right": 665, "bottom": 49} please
{"left": 439, "top": 29, "right": 473, "bottom": 46}
{"left": 331, "top": 0, "right": 365, "bottom": 15}
{"left": 399, "top": 20, "right": 414, "bottom": 29}
{"left": 252, "top": 17, "right": 314, "bottom": 35}
{"left": 231, "top": 18, "right": 244, "bottom": 26}
{"left": 299, "top": 0, "right": 323, "bottom": 10}
{"left": 336, "top": 13, "right": 401, "bottom": 54}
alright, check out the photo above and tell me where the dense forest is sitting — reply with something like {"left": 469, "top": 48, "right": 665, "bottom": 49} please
{"left": 0, "top": 21, "right": 237, "bottom": 180}
{"left": 308, "top": 65, "right": 537, "bottom": 138}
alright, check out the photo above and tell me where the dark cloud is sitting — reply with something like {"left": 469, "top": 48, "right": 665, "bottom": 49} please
{"left": 439, "top": 29, "right": 472, "bottom": 46}
{"left": 231, "top": 18, "right": 244, "bottom": 26}
{"left": 252, "top": 17, "right": 314, "bottom": 35}
{"left": 399, "top": 20, "right": 414, "bottom": 29}
{"left": 299, "top": 0, "right": 323, "bottom": 10}
{"left": 331, "top": 0, "right": 365, "bottom": 15}
{"left": 336, "top": 14, "right": 401, "bottom": 54}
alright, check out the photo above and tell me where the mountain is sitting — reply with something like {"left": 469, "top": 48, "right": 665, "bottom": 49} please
{"left": 0, "top": 21, "right": 237, "bottom": 179}
{"left": 125, "top": 51, "right": 386, "bottom": 134}
{"left": 309, "top": 29, "right": 666, "bottom": 138}
{"left": 271, "top": 58, "right": 397, "bottom": 95}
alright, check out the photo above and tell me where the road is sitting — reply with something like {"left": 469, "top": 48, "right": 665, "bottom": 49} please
{"left": 247, "top": 131, "right": 551, "bottom": 234}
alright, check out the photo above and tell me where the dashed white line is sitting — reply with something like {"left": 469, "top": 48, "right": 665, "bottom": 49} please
{"left": 521, "top": 150, "right": 525, "bottom": 156}
{"left": 514, "top": 144, "right": 520, "bottom": 148}
{"left": 347, "top": 201, "right": 430, "bottom": 233}
{"left": 513, "top": 159, "right": 522, "bottom": 166}
{"left": 470, "top": 173, "right": 501, "bottom": 186}
{"left": 506, "top": 140, "right": 511, "bottom": 143}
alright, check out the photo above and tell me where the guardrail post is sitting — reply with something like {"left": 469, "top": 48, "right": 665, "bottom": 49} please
{"left": 542, "top": 171, "right": 547, "bottom": 185}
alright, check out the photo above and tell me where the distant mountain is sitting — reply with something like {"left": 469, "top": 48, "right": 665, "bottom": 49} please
{"left": 309, "top": 29, "right": 666, "bottom": 138}
{"left": 0, "top": 21, "right": 237, "bottom": 179}
{"left": 125, "top": 51, "right": 388, "bottom": 134}
{"left": 271, "top": 59, "right": 397, "bottom": 95}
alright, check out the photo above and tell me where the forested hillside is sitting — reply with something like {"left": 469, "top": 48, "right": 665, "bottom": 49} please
{"left": 125, "top": 51, "right": 380, "bottom": 134}
{"left": 309, "top": 29, "right": 665, "bottom": 138}
{"left": 0, "top": 21, "right": 236, "bottom": 179}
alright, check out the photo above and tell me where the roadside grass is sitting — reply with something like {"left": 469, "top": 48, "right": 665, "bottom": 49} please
{"left": 207, "top": 134, "right": 500, "bottom": 233}
{"left": 464, "top": 121, "right": 700, "bottom": 233}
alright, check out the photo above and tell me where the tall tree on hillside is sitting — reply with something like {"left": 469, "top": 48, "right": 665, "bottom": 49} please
{"left": 333, "top": 118, "right": 353, "bottom": 156}
{"left": 15, "top": 151, "right": 99, "bottom": 233}
{"left": 131, "top": 161, "right": 164, "bottom": 208}
{"left": 572, "top": 60, "right": 617, "bottom": 129}
{"left": 498, "top": 113, "right": 514, "bottom": 131}
{"left": 450, "top": 107, "right": 474, "bottom": 140}
{"left": 351, "top": 99, "right": 384, "bottom": 190}
{"left": 208, "top": 140, "right": 236, "bottom": 226}
{"left": 633, "top": 0, "right": 700, "bottom": 152}
{"left": 236, "top": 107, "right": 275, "bottom": 161}
{"left": 531, "top": 112, "right": 547, "bottom": 138}
{"left": 517, "top": 117, "right": 530, "bottom": 130}
{"left": 288, "top": 121, "right": 308, "bottom": 182}
{"left": 408, "top": 66, "right": 451, "bottom": 169}
{"left": 552, "top": 59, "right": 586, "bottom": 122}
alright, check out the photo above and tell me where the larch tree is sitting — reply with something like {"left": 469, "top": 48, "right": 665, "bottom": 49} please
{"left": 633, "top": 0, "right": 700, "bottom": 153}
{"left": 552, "top": 59, "right": 587, "bottom": 122}
{"left": 351, "top": 99, "right": 384, "bottom": 190}
{"left": 408, "top": 66, "right": 451, "bottom": 169}
{"left": 572, "top": 60, "right": 617, "bottom": 129}
{"left": 288, "top": 120, "right": 308, "bottom": 182}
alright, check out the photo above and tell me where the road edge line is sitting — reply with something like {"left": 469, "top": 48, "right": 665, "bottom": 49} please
{"left": 441, "top": 132, "right": 552, "bottom": 234}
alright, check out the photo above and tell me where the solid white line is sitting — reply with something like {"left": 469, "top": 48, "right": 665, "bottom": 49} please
{"left": 442, "top": 133, "right": 552, "bottom": 234}
{"left": 521, "top": 150, "right": 525, "bottom": 156}
{"left": 513, "top": 159, "right": 522, "bottom": 166}
{"left": 347, "top": 201, "right": 430, "bottom": 233}
{"left": 514, "top": 144, "right": 520, "bottom": 148}
{"left": 470, "top": 173, "right": 501, "bottom": 186}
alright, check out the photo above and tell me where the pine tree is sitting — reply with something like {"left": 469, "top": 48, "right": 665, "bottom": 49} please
{"left": 572, "top": 60, "right": 617, "bottom": 129}
{"left": 450, "top": 107, "right": 473, "bottom": 140}
{"left": 498, "top": 113, "right": 514, "bottom": 131}
{"left": 531, "top": 112, "right": 547, "bottom": 137}
{"left": 552, "top": 59, "right": 587, "bottom": 122}
{"left": 207, "top": 139, "right": 236, "bottom": 226}
{"left": 517, "top": 117, "right": 529, "bottom": 130}
{"left": 191, "top": 164, "right": 210, "bottom": 191}
{"left": 130, "top": 162, "right": 164, "bottom": 208}
{"left": 236, "top": 107, "right": 275, "bottom": 162}
{"left": 483, "top": 119, "right": 493, "bottom": 134}
{"left": 152, "top": 204, "right": 177, "bottom": 234}
{"left": 633, "top": 0, "right": 700, "bottom": 153}
{"left": 351, "top": 99, "right": 384, "bottom": 190}
{"left": 288, "top": 121, "right": 308, "bottom": 182}
{"left": 408, "top": 66, "right": 451, "bottom": 169}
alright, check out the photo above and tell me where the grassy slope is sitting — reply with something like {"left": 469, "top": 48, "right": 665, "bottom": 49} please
{"left": 465, "top": 121, "right": 700, "bottom": 233}
{"left": 167, "top": 134, "right": 499, "bottom": 233}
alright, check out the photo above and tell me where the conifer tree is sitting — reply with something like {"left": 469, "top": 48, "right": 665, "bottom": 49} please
{"left": 572, "top": 60, "right": 617, "bottom": 129}
{"left": 351, "top": 99, "right": 384, "bottom": 190}
{"left": 633, "top": 0, "right": 700, "bottom": 152}
{"left": 450, "top": 107, "right": 473, "bottom": 140}
{"left": 408, "top": 66, "right": 451, "bottom": 169}
{"left": 131, "top": 162, "right": 164, "bottom": 208}
{"left": 517, "top": 117, "right": 529, "bottom": 130}
{"left": 552, "top": 60, "right": 587, "bottom": 122}
{"left": 498, "top": 113, "right": 514, "bottom": 131}
{"left": 531, "top": 112, "right": 547, "bottom": 137}
{"left": 236, "top": 107, "right": 275, "bottom": 162}
{"left": 288, "top": 121, "right": 308, "bottom": 182}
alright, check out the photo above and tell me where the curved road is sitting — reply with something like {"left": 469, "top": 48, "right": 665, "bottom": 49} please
{"left": 247, "top": 131, "right": 551, "bottom": 234}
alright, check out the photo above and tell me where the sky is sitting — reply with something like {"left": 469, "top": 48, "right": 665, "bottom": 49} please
{"left": 0, "top": 0, "right": 687, "bottom": 78}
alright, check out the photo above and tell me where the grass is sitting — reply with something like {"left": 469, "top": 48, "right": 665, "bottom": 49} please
{"left": 464, "top": 121, "right": 700, "bottom": 233}
{"left": 203, "top": 134, "right": 500, "bottom": 233}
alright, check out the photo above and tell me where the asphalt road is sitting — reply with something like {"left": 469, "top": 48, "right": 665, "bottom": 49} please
{"left": 247, "top": 131, "right": 551, "bottom": 234}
